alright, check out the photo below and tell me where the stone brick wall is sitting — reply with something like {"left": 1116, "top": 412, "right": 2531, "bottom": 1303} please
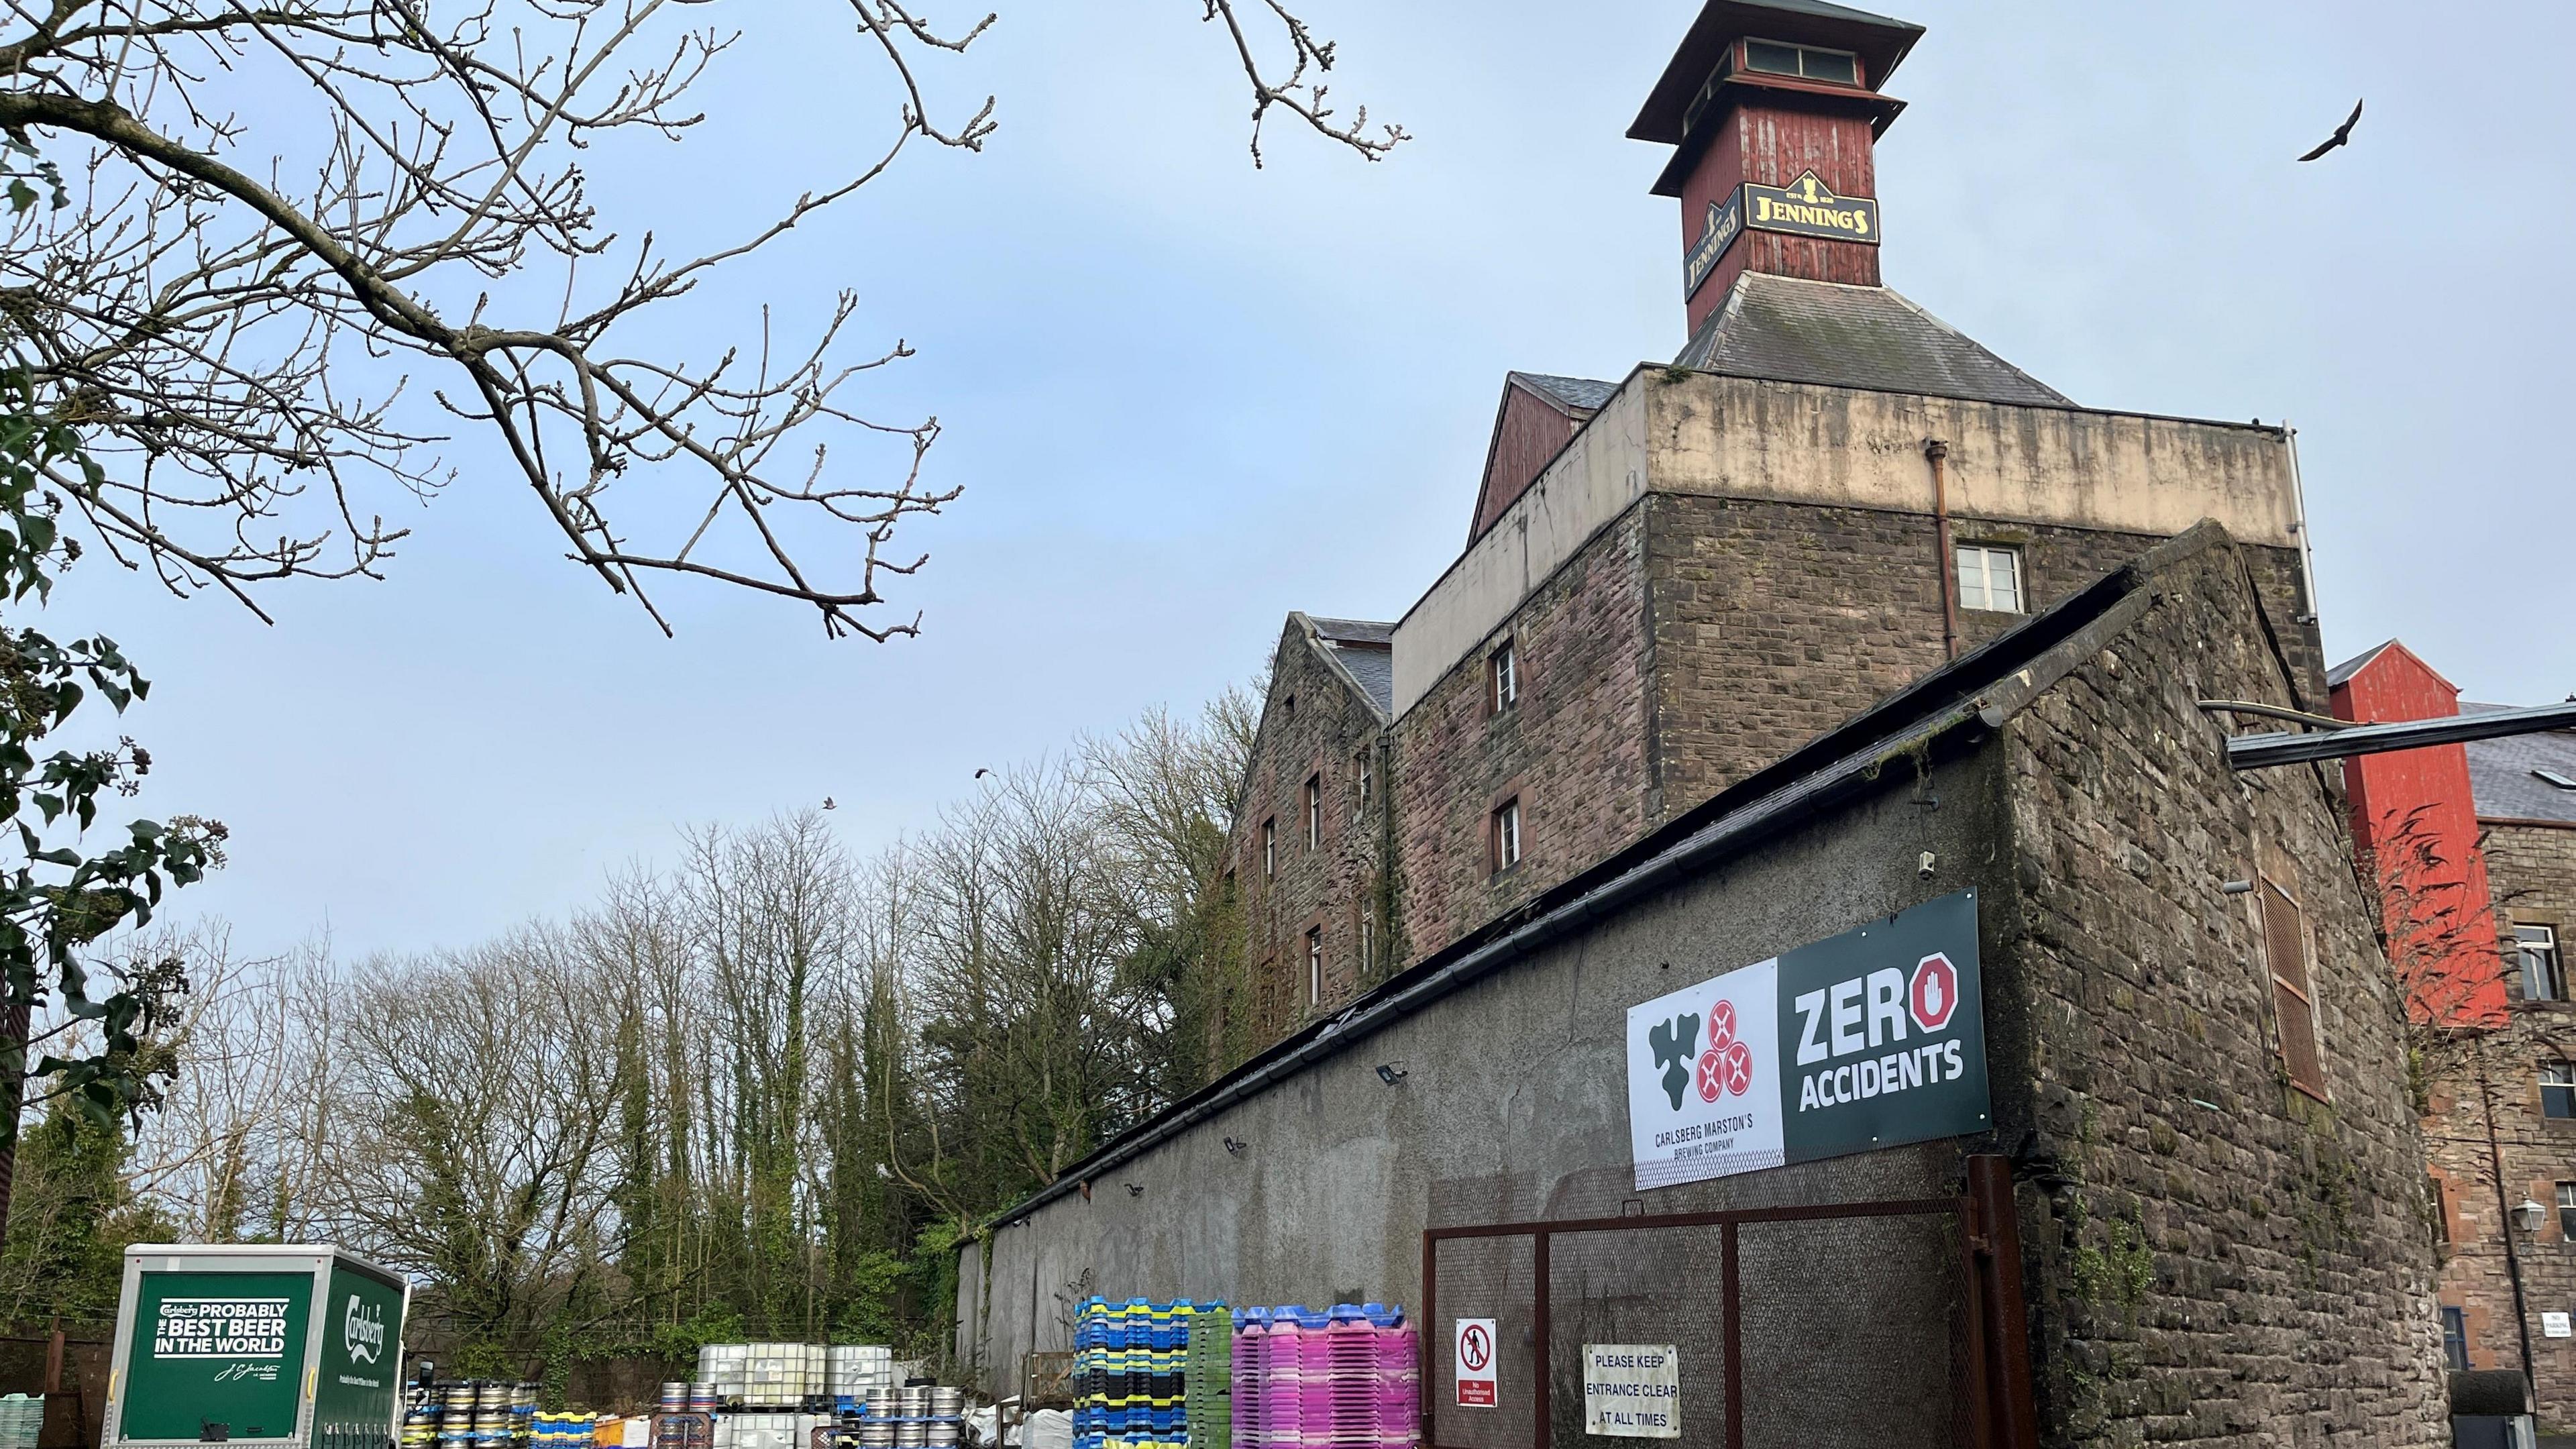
{"left": 1381, "top": 490, "right": 2324, "bottom": 975}
{"left": 1223, "top": 619, "right": 1395, "bottom": 1053}
{"left": 1638, "top": 496, "right": 2289, "bottom": 820}
{"left": 1390, "top": 504, "right": 1650, "bottom": 961}
{"left": 2422, "top": 818, "right": 2576, "bottom": 1427}
{"left": 1992, "top": 537, "right": 2447, "bottom": 1445}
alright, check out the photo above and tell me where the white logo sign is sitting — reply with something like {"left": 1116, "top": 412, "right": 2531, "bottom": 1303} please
{"left": 1581, "top": 1344, "right": 1680, "bottom": 1439}
{"left": 1454, "top": 1318, "right": 1498, "bottom": 1409}
{"left": 343, "top": 1294, "right": 386, "bottom": 1364}
{"left": 1625, "top": 959, "right": 1784, "bottom": 1191}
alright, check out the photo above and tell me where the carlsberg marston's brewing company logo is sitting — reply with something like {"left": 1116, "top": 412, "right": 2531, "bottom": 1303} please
{"left": 344, "top": 1295, "right": 385, "bottom": 1364}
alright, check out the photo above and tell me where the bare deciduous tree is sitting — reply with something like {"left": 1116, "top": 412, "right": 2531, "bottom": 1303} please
{"left": 0, "top": 1, "right": 1401, "bottom": 637}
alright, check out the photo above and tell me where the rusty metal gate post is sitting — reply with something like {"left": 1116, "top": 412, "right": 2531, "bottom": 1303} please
{"left": 1966, "top": 1155, "right": 2039, "bottom": 1449}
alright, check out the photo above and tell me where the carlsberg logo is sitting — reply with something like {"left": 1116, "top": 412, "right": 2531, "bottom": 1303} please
{"left": 344, "top": 1295, "right": 385, "bottom": 1364}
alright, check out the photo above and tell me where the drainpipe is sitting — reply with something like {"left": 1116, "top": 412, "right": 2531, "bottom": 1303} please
{"left": 1925, "top": 439, "right": 1961, "bottom": 660}
{"left": 2477, "top": 1049, "right": 2538, "bottom": 1390}
{"left": 2284, "top": 425, "right": 2320, "bottom": 626}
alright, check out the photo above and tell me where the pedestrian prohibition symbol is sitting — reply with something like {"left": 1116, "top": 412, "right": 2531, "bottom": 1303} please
{"left": 1456, "top": 1318, "right": 1498, "bottom": 1408}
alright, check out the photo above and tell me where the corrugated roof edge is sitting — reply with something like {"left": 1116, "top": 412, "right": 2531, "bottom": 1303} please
{"left": 980, "top": 521, "right": 2252, "bottom": 1232}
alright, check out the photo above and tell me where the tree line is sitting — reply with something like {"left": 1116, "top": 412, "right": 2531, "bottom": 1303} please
{"left": 0, "top": 690, "right": 1259, "bottom": 1383}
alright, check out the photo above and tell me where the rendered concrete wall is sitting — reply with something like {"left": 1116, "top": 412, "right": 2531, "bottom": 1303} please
{"left": 961, "top": 741, "right": 2011, "bottom": 1397}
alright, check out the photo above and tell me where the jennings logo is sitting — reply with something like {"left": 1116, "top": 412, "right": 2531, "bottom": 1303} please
{"left": 1682, "top": 170, "right": 1882, "bottom": 300}
{"left": 1743, "top": 170, "right": 1880, "bottom": 246}
{"left": 344, "top": 1295, "right": 386, "bottom": 1364}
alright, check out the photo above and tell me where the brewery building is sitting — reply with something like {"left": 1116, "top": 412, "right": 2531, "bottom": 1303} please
{"left": 953, "top": 3, "right": 2453, "bottom": 1444}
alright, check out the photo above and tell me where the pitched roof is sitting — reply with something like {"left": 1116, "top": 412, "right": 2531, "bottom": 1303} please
{"left": 1677, "top": 273, "right": 2076, "bottom": 409}
{"left": 2465, "top": 703, "right": 2576, "bottom": 824}
{"left": 1307, "top": 616, "right": 1396, "bottom": 716}
{"left": 1512, "top": 373, "right": 1621, "bottom": 414}
{"left": 2326, "top": 641, "right": 2397, "bottom": 690}
{"left": 1630, "top": 0, "right": 1926, "bottom": 145}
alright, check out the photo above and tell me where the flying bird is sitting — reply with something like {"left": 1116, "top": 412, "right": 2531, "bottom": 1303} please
{"left": 823, "top": 797, "right": 837, "bottom": 810}
{"left": 2297, "top": 99, "right": 2363, "bottom": 162}
{"left": 975, "top": 767, "right": 991, "bottom": 780}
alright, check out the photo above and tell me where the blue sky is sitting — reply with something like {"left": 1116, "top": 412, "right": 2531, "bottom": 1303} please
{"left": 56, "top": 0, "right": 2576, "bottom": 959}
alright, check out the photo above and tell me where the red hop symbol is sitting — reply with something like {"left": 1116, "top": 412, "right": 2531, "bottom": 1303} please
{"left": 1721, "top": 1040, "right": 1754, "bottom": 1097}
{"left": 1695, "top": 1050, "right": 1725, "bottom": 1104}
{"left": 1709, "top": 999, "right": 1737, "bottom": 1053}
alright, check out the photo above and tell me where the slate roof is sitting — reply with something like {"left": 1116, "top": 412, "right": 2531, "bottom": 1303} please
{"left": 2326, "top": 641, "right": 2398, "bottom": 690}
{"left": 2465, "top": 702, "right": 2576, "bottom": 825}
{"left": 1629, "top": 0, "right": 1926, "bottom": 145}
{"left": 1677, "top": 272, "right": 2076, "bottom": 409}
{"left": 1512, "top": 373, "right": 1621, "bottom": 415}
{"left": 1307, "top": 616, "right": 1395, "bottom": 716}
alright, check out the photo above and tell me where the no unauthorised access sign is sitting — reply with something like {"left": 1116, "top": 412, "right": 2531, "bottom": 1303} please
{"left": 1625, "top": 892, "right": 1990, "bottom": 1191}
{"left": 1456, "top": 1318, "right": 1498, "bottom": 1408}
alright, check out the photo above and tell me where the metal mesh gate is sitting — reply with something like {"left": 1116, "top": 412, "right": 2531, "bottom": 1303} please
{"left": 1421, "top": 1158, "right": 2034, "bottom": 1449}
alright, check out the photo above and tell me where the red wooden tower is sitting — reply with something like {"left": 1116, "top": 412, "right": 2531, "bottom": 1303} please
{"left": 1629, "top": 0, "right": 1925, "bottom": 335}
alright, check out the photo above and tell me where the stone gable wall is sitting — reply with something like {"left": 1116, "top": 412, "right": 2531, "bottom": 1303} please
{"left": 1994, "top": 540, "right": 2447, "bottom": 1446}
{"left": 1222, "top": 623, "right": 1394, "bottom": 1053}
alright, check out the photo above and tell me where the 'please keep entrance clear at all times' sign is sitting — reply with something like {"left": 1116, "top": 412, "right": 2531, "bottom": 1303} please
{"left": 1582, "top": 1344, "right": 1680, "bottom": 1438}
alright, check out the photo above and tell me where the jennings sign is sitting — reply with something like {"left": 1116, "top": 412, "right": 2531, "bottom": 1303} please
{"left": 1683, "top": 170, "right": 1882, "bottom": 300}
{"left": 1623, "top": 892, "right": 1988, "bottom": 1191}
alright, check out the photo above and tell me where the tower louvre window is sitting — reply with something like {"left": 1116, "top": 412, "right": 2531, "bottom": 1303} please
{"left": 1743, "top": 39, "right": 1860, "bottom": 87}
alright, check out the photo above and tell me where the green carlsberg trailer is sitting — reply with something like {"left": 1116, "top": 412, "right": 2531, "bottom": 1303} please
{"left": 103, "top": 1245, "right": 410, "bottom": 1448}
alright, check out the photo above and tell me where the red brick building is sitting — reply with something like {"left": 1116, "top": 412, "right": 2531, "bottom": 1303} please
{"left": 2333, "top": 641, "right": 2576, "bottom": 1428}
{"left": 1214, "top": 0, "right": 2323, "bottom": 1055}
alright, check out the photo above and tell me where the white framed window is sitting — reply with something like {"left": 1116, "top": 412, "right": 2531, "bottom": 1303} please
{"left": 1353, "top": 750, "right": 1371, "bottom": 818}
{"left": 1262, "top": 818, "right": 1277, "bottom": 879}
{"left": 1306, "top": 927, "right": 1323, "bottom": 1005}
{"left": 2545, "top": 1062, "right": 2576, "bottom": 1120}
{"left": 1305, "top": 774, "right": 1323, "bottom": 851}
{"left": 1491, "top": 798, "right": 1523, "bottom": 875}
{"left": 1489, "top": 640, "right": 1519, "bottom": 714}
{"left": 2557, "top": 1183, "right": 2576, "bottom": 1238}
{"left": 2520, "top": 924, "right": 2565, "bottom": 1002}
{"left": 1957, "top": 545, "right": 2025, "bottom": 614}
{"left": 1360, "top": 916, "right": 1374, "bottom": 972}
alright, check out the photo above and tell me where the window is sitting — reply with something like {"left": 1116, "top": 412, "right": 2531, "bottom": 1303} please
{"left": 2443, "top": 1306, "right": 2470, "bottom": 1373}
{"left": 1306, "top": 927, "right": 1324, "bottom": 1006}
{"left": 2260, "top": 871, "right": 2327, "bottom": 1099}
{"left": 2545, "top": 1063, "right": 2576, "bottom": 1120}
{"left": 2559, "top": 1183, "right": 2576, "bottom": 1238}
{"left": 1488, "top": 640, "right": 1519, "bottom": 714}
{"left": 1956, "top": 544, "right": 2025, "bottom": 614}
{"left": 1743, "top": 38, "right": 1860, "bottom": 86}
{"left": 1353, "top": 750, "right": 1372, "bottom": 818}
{"left": 1491, "top": 798, "right": 1523, "bottom": 875}
{"left": 1360, "top": 915, "right": 1375, "bottom": 973}
{"left": 2532, "top": 766, "right": 2576, "bottom": 791}
{"left": 1305, "top": 774, "right": 1323, "bottom": 851}
{"left": 1262, "top": 818, "right": 1277, "bottom": 878}
{"left": 2520, "top": 925, "right": 2565, "bottom": 1002}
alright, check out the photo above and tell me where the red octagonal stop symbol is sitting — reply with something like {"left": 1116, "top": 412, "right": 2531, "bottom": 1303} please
{"left": 1910, "top": 953, "right": 1960, "bottom": 1033}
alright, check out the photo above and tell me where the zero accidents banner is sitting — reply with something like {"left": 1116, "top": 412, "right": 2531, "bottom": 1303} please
{"left": 1624, "top": 892, "right": 1988, "bottom": 1191}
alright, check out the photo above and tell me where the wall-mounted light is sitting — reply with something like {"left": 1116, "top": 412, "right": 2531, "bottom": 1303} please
{"left": 1376, "top": 1063, "right": 1409, "bottom": 1085}
{"left": 2518, "top": 1198, "right": 2549, "bottom": 1234}
{"left": 1224, "top": 1137, "right": 1248, "bottom": 1157}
